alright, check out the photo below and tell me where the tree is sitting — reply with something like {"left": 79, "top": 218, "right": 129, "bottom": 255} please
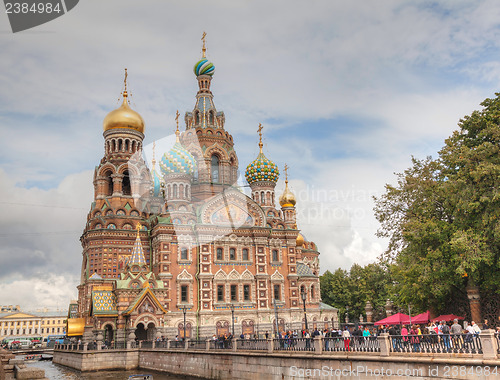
{"left": 374, "top": 93, "right": 500, "bottom": 317}
{"left": 320, "top": 263, "right": 392, "bottom": 322}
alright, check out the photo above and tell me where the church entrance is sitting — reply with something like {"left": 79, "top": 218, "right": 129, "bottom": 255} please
{"left": 241, "top": 320, "right": 255, "bottom": 337}
{"left": 104, "top": 324, "right": 114, "bottom": 343}
{"left": 146, "top": 322, "right": 156, "bottom": 340}
{"left": 135, "top": 323, "right": 147, "bottom": 341}
{"left": 215, "top": 321, "right": 229, "bottom": 337}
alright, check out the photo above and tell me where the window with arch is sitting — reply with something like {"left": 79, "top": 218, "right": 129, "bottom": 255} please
{"left": 103, "top": 171, "right": 113, "bottom": 196}
{"left": 173, "top": 184, "right": 178, "bottom": 198}
{"left": 242, "top": 248, "right": 249, "bottom": 261}
{"left": 311, "top": 285, "right": 315, "bottom": 299}
{"left": 216, "top": 248, "right": 223, "bottom": 260}
{"left": 273, "top": 284, "right": 281, "bottom": 301}
{"left": 211, "top": 155, "right": 220, "bottom": 183}
{"left": 260, "top": 192, "right": 265, "bottom": 204}
{"left": 272, "top": 249, "right": 279, "bottom": 262}
{"left": 122, "top": 170, "right": 131, "bottom": 196}
{"left": 181, "top": 285, "right": 188, "bottom": 303}
{"left": 229, "top": 248, "right": 236, "bottom": 260}
{"left": 181, "top": 248, "right": 188, "bottom": 260}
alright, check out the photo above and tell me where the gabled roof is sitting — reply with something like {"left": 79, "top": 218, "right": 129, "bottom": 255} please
{"left": 122, "top": 287, "right": 168, "bottom": 316}
{"left": 296, "top": 262, "right": 315, "bottom": 278}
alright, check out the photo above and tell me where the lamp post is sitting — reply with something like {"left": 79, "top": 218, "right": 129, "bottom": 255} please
{"left": 273, "top": 298, "right": 279, "bottom": 337}
{"left": 179, "top": 305, "right": 188, "bottom": 342}
{"left": 345, "top": 306, "right": 349, "bottom": 325}
{"left": 228, "top": 303, "right": 235, "bottom": 337}
{"left": 301, "top": 289, "right": 308, "bottom": 331}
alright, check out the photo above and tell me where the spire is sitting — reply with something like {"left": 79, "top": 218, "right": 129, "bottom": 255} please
{"left": 201, "top": 31, "right": 207, "bottom": 58}
{"left": 130, "top": 223, "right": 147, "bottom": 266}
{"left": 245, "top": 123, "right": 279, "bottom": 186}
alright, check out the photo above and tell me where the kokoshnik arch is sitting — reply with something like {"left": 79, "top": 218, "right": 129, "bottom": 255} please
{"left": 71, "top": 36, "right": 338, "bottom": 343}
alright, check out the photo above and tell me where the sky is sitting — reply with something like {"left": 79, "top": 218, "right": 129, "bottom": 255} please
{"left": 1, "top": 0, "right": 500, "bottom": 311}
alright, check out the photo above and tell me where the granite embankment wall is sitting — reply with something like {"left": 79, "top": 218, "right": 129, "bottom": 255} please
{"left": 54, "top": 349, "right": 500, "bottom": 380}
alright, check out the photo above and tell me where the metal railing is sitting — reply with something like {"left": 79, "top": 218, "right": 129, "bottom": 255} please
{"left": 187, "top": 339, "right": 206, "bottom": 350}
{"left": 210, "top": 338, "right": 233, "bottom": 350}
{"left": 273, "top": 337, "right": 315, "bottom": 351}
{"left": 496, "top": 333, "right": 500, "bottom": 354}
{"left": 237, "top": 338, "right": 267, "bottom": 351}
{"left": 324, "top": 336, "right": 380, "bottom": 352}
{"left": 389, "top": 334, "right": 482, "bottom": 354}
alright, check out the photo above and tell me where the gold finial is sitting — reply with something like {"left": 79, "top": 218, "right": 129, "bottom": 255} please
{"left": 257, "top": 123, "right": 263, "bottom": 153}
{"left": 136, "top": 222, "right": 142, "bottom": 234}
{"left": 201, "top": 32, "right": 207, "bottom": 58}
{"left": 175, "top": 110, "right": 180, "bottom": 141}
{"left": 284, "top": 164, "right": 289, "bottom": 183}
{"left": 121, "top": 68, "right": 129, "bottom": 105}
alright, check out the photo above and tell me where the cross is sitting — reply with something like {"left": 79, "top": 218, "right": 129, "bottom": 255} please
{"left": 257, "top": 123, "right": 263, "bottom": 139}
{"left": 284, "top": 164, "right": 289, "bottom": 181}
{"left": 175, "top": 110, "right": 180, "bottom": 133}
{"left": 201, "top": 32, "right": 207, "bottom": 58}
{"left": 136, "top": 222, "right": 142, "bottom": 232}
{"left": 124, "top": 68, "right": 128, "bottom": 90}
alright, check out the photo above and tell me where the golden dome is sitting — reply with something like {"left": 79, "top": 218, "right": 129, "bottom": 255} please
{"left": 279, "top": 179, "right": 296, "bottom": 207}
{"left": 296, "top": 233, "right": 304, "bottom": 247}
{"left": 103, "top": 90, "right": 145, "bottom": 133}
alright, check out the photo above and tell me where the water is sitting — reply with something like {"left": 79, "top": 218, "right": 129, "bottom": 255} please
{"left": 25, "top": 360, "right": 195, "bottom": 380}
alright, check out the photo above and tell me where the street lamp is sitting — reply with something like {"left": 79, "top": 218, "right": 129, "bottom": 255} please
{"left": 179, "top": 305, "right": 188, "bottom": 342}
{"left": 228, "top": 303, "right": 235, "bottom": 337}
{"left": 273, "top": 298, "right": 279, "bottom": 337}
{"left": 345, "top": 306, "right": 349, "bottom": 324}
{"left": 300, "top": 289, "right": 308, "bottom": 332}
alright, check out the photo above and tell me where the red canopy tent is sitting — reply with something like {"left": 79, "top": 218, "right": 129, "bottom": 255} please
{"left": 374, "top": 312, "right": 410, "bottom": 326}
{"left": 431, "top": 314, "right": 464, "bottom": 322}
{"left": 410, "top": 311, "right": 430, "bottom": 324}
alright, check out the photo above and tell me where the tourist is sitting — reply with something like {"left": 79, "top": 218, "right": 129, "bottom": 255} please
{"left": 409, "top": 325, "right": 420, "bottom": 352}
{"left": 304, "top": 329, "right": 311, "bottom": 349}
{"left": 401, "top": 325, "right": 409, "bottom": 349}
{"left": 265, "top": 331, "right": 269, "bottom": 339}
{"left": 342, "top": 327, "right": 350, "bottom": 351}
{"left": 441, "top": 321, "right": 451, "bottom": 352}
{"left": 470, "top": 321, "right": 481, "bottom": 335}
{"left": 324, "top": 328, "right": 330, "bottom": 351}
{"left": 450, "top": 319, "right": 463, "bottom": 349}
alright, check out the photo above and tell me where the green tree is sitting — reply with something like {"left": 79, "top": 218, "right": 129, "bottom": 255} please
{"left": 374, "top": 93, "right": 500, "bottom": 315}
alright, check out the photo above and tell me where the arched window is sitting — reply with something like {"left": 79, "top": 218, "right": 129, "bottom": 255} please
{"left": 242, "top": 248, "right": 249, "bottom": 261}
{"left": 181, "top": 248, "right": 188, "bottom": 260}
{"left": 211, "top": 155, "right": 220, "bottom": 183}
{"left": 216, "top": 248, "right": 223, "bottom": 260}
{"left": 122, "top": 171, "right": 131, "bottom": 196}
{"left": 173, "top": 184, "right": 178, "bottom": 198}
{"left": 260, "top": 192, "right": 265, "bottom": 204}
{"left": 229, "top": 248, "right": 236, "bottom": 260}
{"left": 180, "top": 184, "right": 184, "bottom": 199}
{"left": 311, "top": 285, "right": 315, "bottom": 299}
{"left": 104, "top": 171, "right": 113, "bottom": 196}
{"left": 272, "top": 250, "right": 279, "bottom": 262}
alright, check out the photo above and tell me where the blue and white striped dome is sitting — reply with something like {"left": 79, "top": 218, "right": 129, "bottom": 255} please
{"left": 159, "top": 140, "right": 196, "bottom": 176}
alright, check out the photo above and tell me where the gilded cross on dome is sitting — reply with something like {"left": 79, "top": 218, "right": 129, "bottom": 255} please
{"left": 136, "top": 222, "right": 142, "bottom": 232}
{"left": 257, "top": 123, "right": 263, "bottom": 152}
{"left": 284, "top": 164, "right": 289, "bottom": 182}
{"left": 124, "top": 68, "right": 128, "bottom": 93}
{"left": 175, "top": 110, "right": 180, "bottom": 139}
{"left": 201, "top": 32, "right": 207, "bottom": 58}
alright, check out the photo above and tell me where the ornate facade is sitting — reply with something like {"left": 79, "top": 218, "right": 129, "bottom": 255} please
{"left": 75, "top": 40, "right": 337, "bottom": 343}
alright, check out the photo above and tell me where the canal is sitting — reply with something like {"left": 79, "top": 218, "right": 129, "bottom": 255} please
{"left": 25, "top": 360, "right": 196, "bottom": 379}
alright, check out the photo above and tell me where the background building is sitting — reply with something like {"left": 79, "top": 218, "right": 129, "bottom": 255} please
{"left": 75, "top": 40, "right": 337, "bottom": 343}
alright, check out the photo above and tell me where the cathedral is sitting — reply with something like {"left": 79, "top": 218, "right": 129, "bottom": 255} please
{"left": 73, "top": 38, "right": 337, "bottom": 343}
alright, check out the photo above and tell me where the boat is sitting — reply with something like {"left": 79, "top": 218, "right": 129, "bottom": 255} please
{"left": 128, "top": 375, "right": 153, "bottom": 380}
{"left": 24, "top": 354, "right": 42, "bottom": 361}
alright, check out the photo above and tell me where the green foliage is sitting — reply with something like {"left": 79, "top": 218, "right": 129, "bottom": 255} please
{"left": 374, "top": 93, "right": 500, "bottom": 313}
{"left": 320, "top": 263, "right": 393, "bottom": 322}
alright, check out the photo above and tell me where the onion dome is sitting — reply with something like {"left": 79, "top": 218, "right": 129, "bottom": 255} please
{"left": 279, "top": 177, "right": 296, "bottom": 207}
{"left": 245, "top": 152, "right": 279, "bottom": 184}
{"left": 159, "top": 124, "right": 196, "bottom": 176}
{"left": 194, "top": 58, "right": 215, "bottom": 77}
{"left": 103, "top": 69, "right": 145, "bottom": 133}
{"left": 245, "top": 123, "right": 279, "bottom": 185}
{"left": 296, "top": 233, "right": 305, "bottom": 247}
